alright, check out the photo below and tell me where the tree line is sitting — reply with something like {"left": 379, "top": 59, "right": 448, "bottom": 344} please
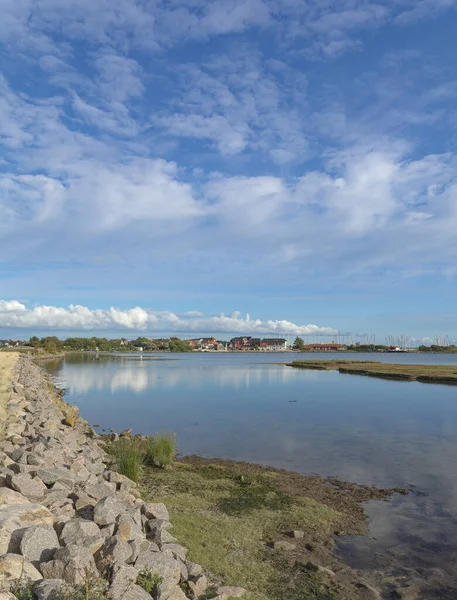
{"left": 26, "top": 336, "right": 192, "bottom": 353}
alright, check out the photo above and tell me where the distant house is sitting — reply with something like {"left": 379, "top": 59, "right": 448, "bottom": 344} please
{"left": 0, "top": 340, "right": 21, "bottom": 347}
{"left": 189, "top": 337, "right": 220, "bottom": 350}
{"left": 303, "top": 343, "right": 345, "bottom": 351}
{"left": 229, "top": 337, "right": 252, "bottom": 350}
{"left": 245, "top": 338, "right": 262, "bottom": 348}
{"left": 260, "top": 338, "right": 288, "bottom": 351}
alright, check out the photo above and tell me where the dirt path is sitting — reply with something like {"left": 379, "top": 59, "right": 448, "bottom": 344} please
{"left": 0, "top": 352, "right": 19, "bottom": 439}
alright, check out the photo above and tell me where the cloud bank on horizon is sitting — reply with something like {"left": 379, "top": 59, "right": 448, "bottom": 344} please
{"left": 1, "top": 0, "right": 457, "bottom": 335}
{"left": 0, "top": 300, "right": 336, "bottom": 336}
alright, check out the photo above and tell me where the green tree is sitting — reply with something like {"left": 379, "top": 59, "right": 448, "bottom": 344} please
{"left": 169, "top": 338, "right": 192, "bottom": 352}
{"left": 28, "top": 336, "right": 40, "bottom": 348}
{"left": 293, "top": 337, "right": 305, "bottom": 351}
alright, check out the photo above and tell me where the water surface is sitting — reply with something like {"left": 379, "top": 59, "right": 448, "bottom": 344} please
{"left": 46, "top": 352, "right": 457, "bottom": 589}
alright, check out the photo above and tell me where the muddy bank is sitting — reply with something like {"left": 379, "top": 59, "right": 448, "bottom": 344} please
{"left": 148, "top": 457, "right": 453, "bottom": 600}
{"left": 288, "top": 360, "right": 457, "bottom": 385}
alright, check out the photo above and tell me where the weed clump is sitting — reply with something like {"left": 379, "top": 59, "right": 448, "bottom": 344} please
{"left": 137, "top": 567, "right": 162, "bottom": 594}
{"left": 145, "top": 432, "right": 176, "bottom": 469}
{"left": 111, "top": 437, "right": 146, "bottom": 482}
{"left": 107, "top": 432, "right": 177, "bottom": 480}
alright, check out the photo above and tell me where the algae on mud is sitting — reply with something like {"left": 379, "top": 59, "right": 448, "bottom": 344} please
{"left": 140, "top": 456, "right": 401, "bottom": 600}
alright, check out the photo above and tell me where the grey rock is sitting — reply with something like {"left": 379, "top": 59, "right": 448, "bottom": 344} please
{"left": 116, "top": 514, "right": 144, "bottom": 543}
{"left": 95, "top": 536, "right": 132, "bottom": 569}
{"left": 20, "top": 525, "right": 60, "bottom": 564}
{"left": 93, "top": 496, "right": 123, "bottom": 526}
{"left": 8, "top": 473, "right": 46, "bottom": 498}
{"left": 27, "top": 454, "right": 44, "bottom": 467}
{"left": 13, "top": 383, "right": 24, "bottom": 394}
{"left": 36, "top": 468, "right": 75, "bottom": 488}
{"left": 188, "top": 575, "right": 208, "bottom": 598}
{"left": 40, "top": 546, "right": 98, "bottom": 585}
{"left": 143, "top": 502, "right": 169, "bottom": 521}
{"left": 59, "top": 518, "right": 100, "bottom": 547}
{"left": 0, "top": 488, "right": 30, "bottom": 506}
{"left": 186, "top": 561, "right": 203, "bottom": 578}
{"left": 177, "top": 558, "right": 188, "bottom": 581}
{"left": 146, "top": 520, "right": 177, "bottom": 544}
{"left": 86, "top": 462, "right": 105, "bottom": 476}
{"left": 156, "top": 582, "right": 188, "bottom": 600}
{"left": 0, "top": 553, "right": 42, "bottom": 583}
{"left": 134, "top": 552, "right": 180, "bottom": 585}
{"left": 0, "top": 503, "right": 54, "bottom": 554}
{"left": 109, "top": 564, "right": 139, "bottom": 599}
{"left": 85, "top": 481, "right": 116, "bottom": 501}
{"left": 100, "top": 523, "right": 117, "bottom": 538}
{"left": 128, "top": 539, "right": 155, "bottom": 564}
{"left": 161, "top": 544, "right": 187, "bottom": 561}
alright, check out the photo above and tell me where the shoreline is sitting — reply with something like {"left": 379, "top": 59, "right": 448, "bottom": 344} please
{"left": 1, "top": 354, "right": 453, "bottom": 598}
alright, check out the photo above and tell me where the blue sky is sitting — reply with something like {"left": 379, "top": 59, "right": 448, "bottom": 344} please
{"left": 1, "top": 0, "right": 457, "bottom": 341}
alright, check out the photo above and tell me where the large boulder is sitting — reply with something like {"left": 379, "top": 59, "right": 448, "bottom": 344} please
{"left": 8, "top": 473, "right": 46, "bottom": 498}
{"left": 156, "top": 582, "right": 188, "bottom": 600}
{"left": 108, "top": 564, "right": 139, "bottom": 599}
{"left": 35, "top": 468, "right": 76, "bottom": 489}
{"left": 143, "top": 503, "right": 169, "bottom": 521}
{"left": 134, "top": 552, "right": 180, "bottom": 585}
{"left": 59, "top": 519, "right": 100, "bottom": 547}
{"left": 95, "top": 536, "right": 132, "bottom": 569}
{"left": 0, "top": 488, "right": 30, "bottom": 506}
{"left": 20, "top": 525, "right": 60, "bottom": 564}
{"left": 0, "top": 553, "right": 42, "bottom": 583}
{"left": 116, "top": 515, "right": 144, "bottom": 544}
{"left": 85, "top": 481, "right": 116, "bottom": 501}
{"left": 40, "top": 546, "right": 98, "bottom": 585}
{"left": 0, "top": 503, "right": 53, "bottom": 554}
{"left": 93, "top": 496, "right": 123, "bottom": 526}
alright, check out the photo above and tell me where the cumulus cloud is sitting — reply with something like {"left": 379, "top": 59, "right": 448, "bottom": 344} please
{"left": 0, "top": 301, "right": 336, "bottom": 336}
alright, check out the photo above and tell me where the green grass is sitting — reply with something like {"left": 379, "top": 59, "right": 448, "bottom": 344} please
{"left": 110, "top": 437, "right": 146, "bottom": 483}
{"left": 141, "top": 461, "right": 340, "bottom": 600}
{"left": 137, "top": 568, "right": 162, "bottom": 594}
{"left": 145, "top": 432, "right": 176, "bottom": 468}
{"left": 107, "top": 432, "right": 177, "bottom": 481}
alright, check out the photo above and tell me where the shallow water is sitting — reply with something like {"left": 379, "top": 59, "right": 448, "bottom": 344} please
{"left": 45, "top": 352, "right": 457, "bottom": 590}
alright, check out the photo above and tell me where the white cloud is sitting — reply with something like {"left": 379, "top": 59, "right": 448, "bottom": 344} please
{"left": 0, "top": 300, "right": 336, "bottom": 335}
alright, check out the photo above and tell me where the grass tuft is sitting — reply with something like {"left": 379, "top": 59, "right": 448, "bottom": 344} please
{"left": 111, "top": 437, "right": 146, "bottom": 483}
{"left": 145, "top": 432, "right": 176, "bottom": 468}
{"left": 137, "top": 567, "right": 162, "bottom": 594}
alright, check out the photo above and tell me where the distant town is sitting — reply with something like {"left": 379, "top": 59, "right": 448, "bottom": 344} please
{"left": 1, "top": 336, "right": 456, "bottom": 353}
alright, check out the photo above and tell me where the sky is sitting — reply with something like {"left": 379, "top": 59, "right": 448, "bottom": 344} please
{"left": 1, "top": 0, "right": 457, "bottom": 341}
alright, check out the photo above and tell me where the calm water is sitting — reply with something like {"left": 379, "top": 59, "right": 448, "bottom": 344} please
{"left": 46, "top": 352, "right": 457, "bottom": 586}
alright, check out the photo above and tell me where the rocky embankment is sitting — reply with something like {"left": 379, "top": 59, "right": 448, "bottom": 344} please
{"left": 0, "top": 356, "right": 243, "bottom": 600}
